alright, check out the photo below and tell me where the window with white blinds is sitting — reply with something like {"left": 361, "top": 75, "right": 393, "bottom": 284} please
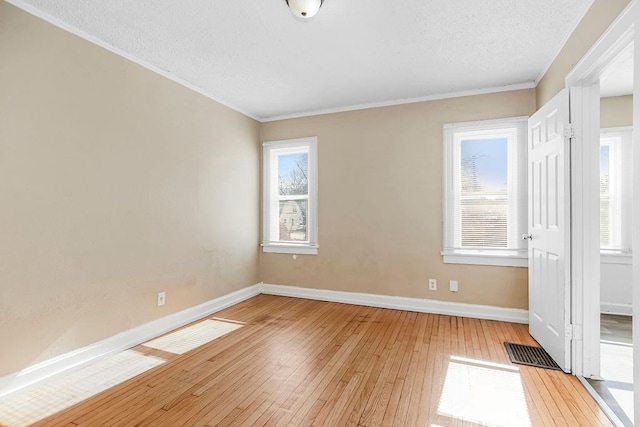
{"left": 262, "top": 137, "right": 318, "bottom": 255}
{"left": 442, "top": 117, "right": 528, "bottom": 267}
{"left": 600, "top": 127, "right": 632, "bottom": 254}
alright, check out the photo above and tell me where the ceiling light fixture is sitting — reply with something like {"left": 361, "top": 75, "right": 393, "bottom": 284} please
{"left": 286, "top": 0, "right": 324, "bottom": 19}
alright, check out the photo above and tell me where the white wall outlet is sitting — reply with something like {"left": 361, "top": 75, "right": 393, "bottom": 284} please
{"left": 428, "top": 279, "right": 437, "bottom": 291}
{"left": 449, "top": 280, "right": 459, "bottom": 292}
{"left": 157, "top": 291, "right": 166, "bottom": 306}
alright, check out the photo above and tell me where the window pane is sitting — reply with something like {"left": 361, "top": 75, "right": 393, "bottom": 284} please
{"left": 461, "top": 138, "right": 508, "bottom": 194}
{"left": 600, "top": 145, "right": 610, "bottom": 247}
{"left": 279, "top": 153, "right": 308, "bottom": 196}
{"left": 460, "top": 138, "right": 508, "bottom": 248}
{"left": 279, "top": 200, "right": 308, "bottom": 242}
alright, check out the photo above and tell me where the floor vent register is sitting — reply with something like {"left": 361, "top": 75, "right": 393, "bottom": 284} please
{"left": 504, "top": 342, "right": 561, "bottom": 371}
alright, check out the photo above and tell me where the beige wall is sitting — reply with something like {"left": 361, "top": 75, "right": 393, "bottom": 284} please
{"left": 601, "top": 95, "right": 633, "bottom": 128}
{"left": 0, "top": 2, "right": 260, "bottom": 377}
{"left": 261, "top": 90, "right": 536, "bottom": 309}
{"left": 536, "top": 0, "right": 631, "bottom": 108}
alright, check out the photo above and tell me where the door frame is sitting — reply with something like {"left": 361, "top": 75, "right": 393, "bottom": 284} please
{"left": 564, "top": 0, "right": 636, "bottom": 379}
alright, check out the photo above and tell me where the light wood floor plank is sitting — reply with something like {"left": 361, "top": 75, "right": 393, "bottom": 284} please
{"left": 25, "top": 295, "right": 612, "bottom": 427}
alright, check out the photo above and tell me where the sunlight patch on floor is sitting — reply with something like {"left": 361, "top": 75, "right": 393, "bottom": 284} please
{"left": 601, "top": 341, "right": 633, "bottom": 383}
{"left": 438, "top": 355, "right": 531, "bottom": 427}
{"left": 601, "top": 341, "right": 634, "bottom": 424}
{"left": 609, "top": 386, "right": 634, "bottom": 424}
{"left": 142, "top": 319, "right": 242, "bottom": 355}
{"left": 0, "top": 350, "right": 164, "bottom": 426}
{"left": 210, "top": 317, "right": 245, "bottom": 325}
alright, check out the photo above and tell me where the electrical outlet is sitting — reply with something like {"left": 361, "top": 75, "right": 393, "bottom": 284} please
{"left": 428, "top": 279, "right": 437, "bottom": 291}
{"left": 157, "top": 291, "right": 166, "bottom": 306}
{"left": 449, "top": 280, "right": 459, "bottom": 292}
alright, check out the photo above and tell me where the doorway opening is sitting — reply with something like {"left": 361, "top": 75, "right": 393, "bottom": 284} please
{"left": 586, "top": 41, "right": 635, "bottom": 426}
{"left": 565, "top": 2, "right": 635, "bottom": 424}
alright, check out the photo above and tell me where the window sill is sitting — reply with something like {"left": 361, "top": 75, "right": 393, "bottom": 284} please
{"left": 601, "top": 251, "right": 632, "bottom": 265}
{"left": 262, "top": 244, "right": 318, "bottom": 255}
{"left": 442, "top": 251, "right": 527, "bottom": 267}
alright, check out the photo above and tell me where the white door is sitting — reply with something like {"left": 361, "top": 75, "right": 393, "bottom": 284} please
{"left": 527, "top": 88, "right": 572, "bottom": 372}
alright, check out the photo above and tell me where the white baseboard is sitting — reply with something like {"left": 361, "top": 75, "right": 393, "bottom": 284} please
{"left": 0, "top": 283, "right": 262, "bottom": 399}
{"left": 261, "top": 283, "right": 529, "bottom": 324}
{"left": 601, "top": 302, "right": 632, "bottom": 316}
{"left": 0, "top": 282, "right": 529, "bottom": 399}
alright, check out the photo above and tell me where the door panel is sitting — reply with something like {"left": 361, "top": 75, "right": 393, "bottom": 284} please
{"left": 531, "top": 249, "right": 543, "bottom": 323}
{"left": 532, "top": 161, "right": 542, "bottom": 228}
{"left": 528, "top": 88, "right": 571, "bottom": 372}
{"left": 548, "top": 154, "right": 559, "bottom": 229}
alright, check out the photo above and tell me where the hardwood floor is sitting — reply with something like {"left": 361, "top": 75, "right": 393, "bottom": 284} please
{"left": 30, "top": 295, "right": 611, "bottom": 426}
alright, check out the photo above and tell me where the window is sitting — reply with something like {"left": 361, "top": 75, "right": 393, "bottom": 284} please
{"left": 442, "top": 117, "right": 528, "bottom": 267}
{"left": 600, "top": 127, "right": 632, "bottom": 256}
{"left": 262, "top": 137, "right": 318, "bottom": 254}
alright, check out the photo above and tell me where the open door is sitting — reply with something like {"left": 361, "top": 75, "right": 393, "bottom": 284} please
{"left": 527, "top": 88, "right": 572, "bottom": 372}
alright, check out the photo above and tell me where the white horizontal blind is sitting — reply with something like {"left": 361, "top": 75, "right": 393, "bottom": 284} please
{"left": 443, "top": 118, "right": 527, "bottom": 257}
{"left": 600, "top": 128, "right": 631, "bottom": 252}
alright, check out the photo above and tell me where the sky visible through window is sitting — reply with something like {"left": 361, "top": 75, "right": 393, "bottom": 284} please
{"left": 600, "top": 145, "right": 610, "bottom": 177}
{"left": 461, "top": 137, "right": 508, "bottom": 193}
{"left": 278, "top": 153, "right": 308, "bottom": 178}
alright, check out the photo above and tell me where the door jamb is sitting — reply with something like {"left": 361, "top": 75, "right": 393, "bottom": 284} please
{"left": 564, "top": 0, "right": 636, "bottom": 379}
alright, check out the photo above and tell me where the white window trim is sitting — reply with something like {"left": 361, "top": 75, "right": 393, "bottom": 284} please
{"left": 600, "top": 251, "right": 633, "bottom": 265}
{"left": 442, "top": 116, "right": 529, "bottom": 268}
{"left": 262, "top": 137, "right": 318, "bottom": 255}
{"left": 600, "top": 126, "right": 633, "bottom": 255}
{"left": 442, "top": 251, "right": 528, "bottom": 267}
{"left": 262, "top": 244, "right": 318, "bottom": 255}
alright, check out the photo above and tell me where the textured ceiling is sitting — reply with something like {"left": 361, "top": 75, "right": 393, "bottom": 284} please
{"left": 12, "top": 0, "right": 594, "bottom": 120}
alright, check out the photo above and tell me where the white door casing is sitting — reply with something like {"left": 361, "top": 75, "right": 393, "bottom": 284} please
{"left": 527, "top": 88, "right": 572, "bottom": 372}
{"left": 564, "top": 0, "right": 636, "bottom": 380}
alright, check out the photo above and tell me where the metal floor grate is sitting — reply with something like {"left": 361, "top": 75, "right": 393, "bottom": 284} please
{"left": 504, "top": 342, "right": 561, "bottom": 371}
